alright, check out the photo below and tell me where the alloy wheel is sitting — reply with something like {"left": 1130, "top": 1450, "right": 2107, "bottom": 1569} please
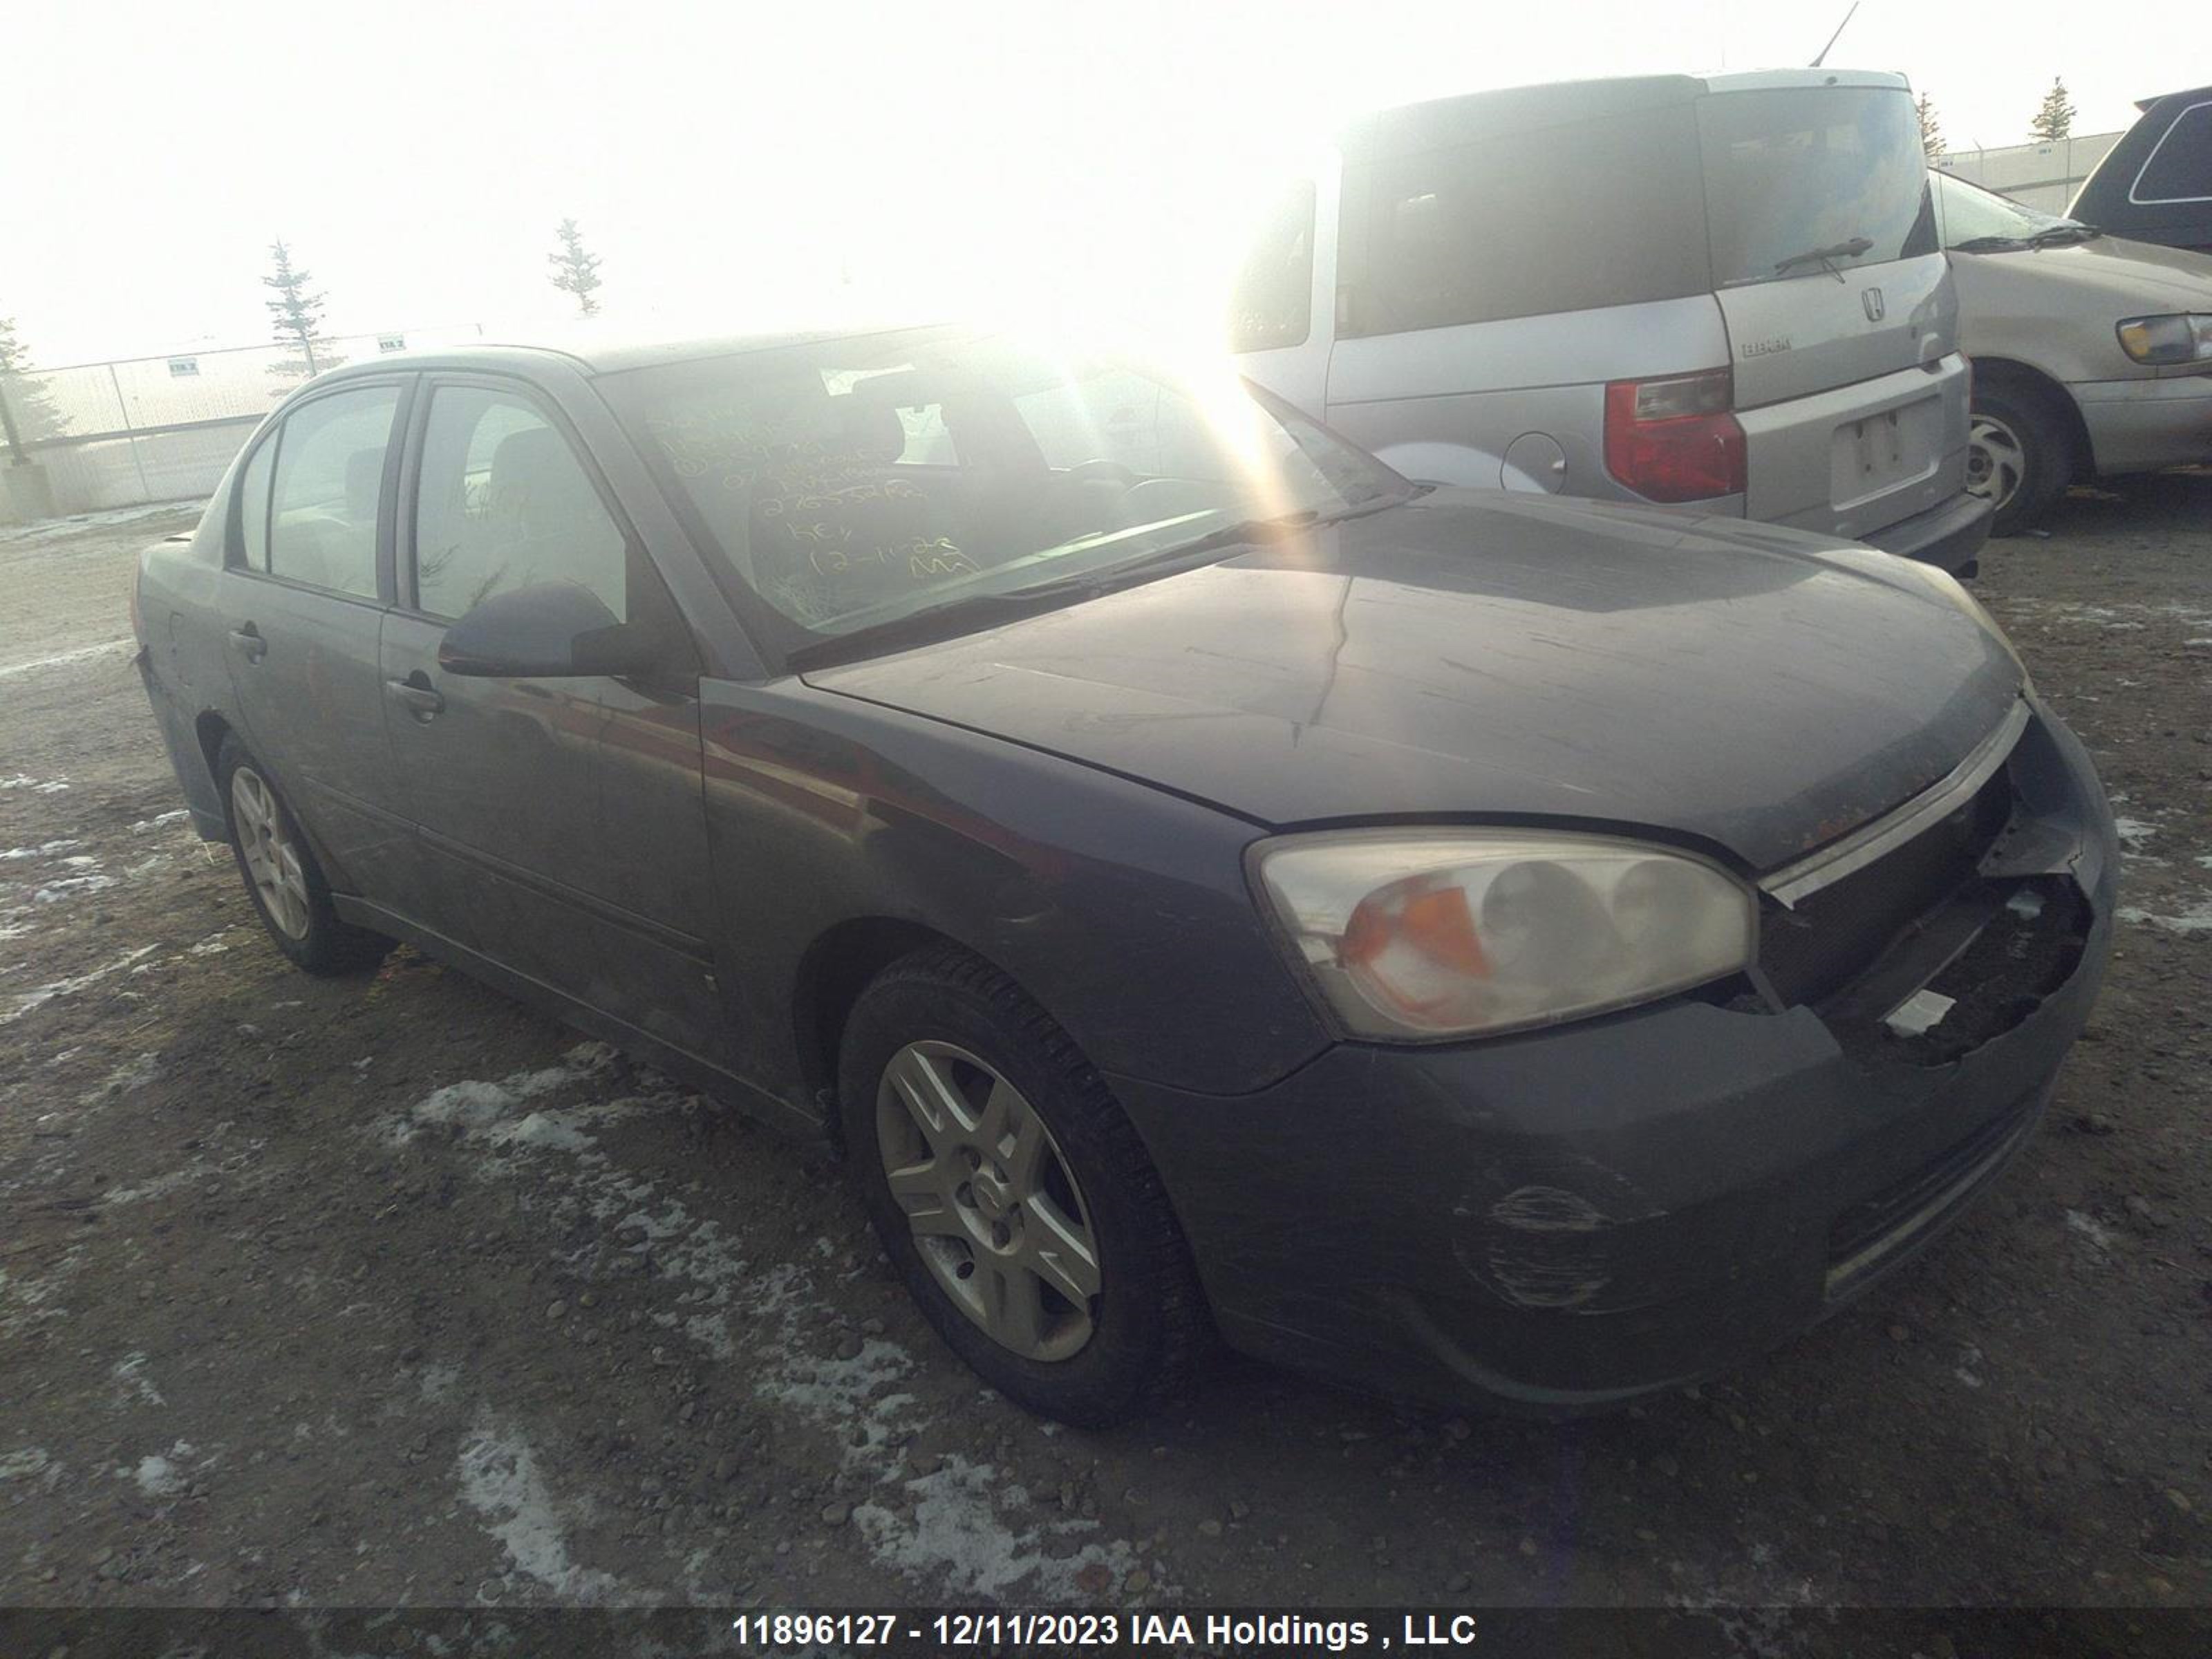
{"left": 231, "top": 766, "right": 311, "bottom": 940}
{"left": 1965, "top": 413, "right": 2027, "bottom": 512}
{"left": 875, "top": 1040, "right": 1102, "bottom": 1362}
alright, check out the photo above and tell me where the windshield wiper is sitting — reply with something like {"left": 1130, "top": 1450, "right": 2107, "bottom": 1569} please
{"left": 1953, "top": 223, "right": 2101, "bottom": 255}
{"left": 785, "top": 498, "right": 1401, "bottom": 672}
{"left": 783, "top": 588, "right": 1070, "bottom": 672}
{"left": 1772, "top": 236, "right": 1875, "bottom": 279}
{"left": 1003, "top": 509, "right": 1327, "bottom": 602}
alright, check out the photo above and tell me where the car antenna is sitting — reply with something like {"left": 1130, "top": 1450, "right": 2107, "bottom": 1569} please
{"left": 1809, "top": 0, "right": 1859, "bottom": 66}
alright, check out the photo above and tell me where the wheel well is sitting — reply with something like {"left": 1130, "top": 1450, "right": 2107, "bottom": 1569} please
{"left": 194, "top": 711, "right": 234, "bottom": 785}
{"left": 792, "top": 917, "right": 964, "bottom": 1111}
{"left": 1972, "top": 358, "right": 2094, "bottom": 481}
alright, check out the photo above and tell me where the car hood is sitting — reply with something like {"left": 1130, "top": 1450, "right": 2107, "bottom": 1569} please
{"left": 1953, "top": 233, "right": 2212, "bottom": 310}
{"left": 804, "top": 490, "right": 2023, "bottom": 872}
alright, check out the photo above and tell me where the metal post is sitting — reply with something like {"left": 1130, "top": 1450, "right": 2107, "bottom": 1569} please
{"left": 110, "top": 362, "right": 152, "bottom": 503}
{"left": 0, "top": 379, "right": 24, "bottom": 467}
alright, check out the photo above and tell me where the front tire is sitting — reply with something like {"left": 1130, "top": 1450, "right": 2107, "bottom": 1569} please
{"left": 838, "top": 946, "right": 1210, "bottom": 1426}
{"left": 1968, "top": 379, "right": 2077, "bottom": 536}
{"left": 216, "top": 735, "right": 388, "bottom": 975}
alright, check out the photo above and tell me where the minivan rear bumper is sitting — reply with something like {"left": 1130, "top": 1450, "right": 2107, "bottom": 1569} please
{"left": 1859, "top": 489, "right": 1993, "bottom": 578}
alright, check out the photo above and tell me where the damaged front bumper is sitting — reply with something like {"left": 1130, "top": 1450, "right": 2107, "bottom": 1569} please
{"left": 1109, "top": 694, "right": 2115, "bottom": 1414}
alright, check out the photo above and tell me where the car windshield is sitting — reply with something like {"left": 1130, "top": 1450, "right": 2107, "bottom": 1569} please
{"left": 1930, "top": 170, "right": 2088, "bottom": 247}
{"left": 1699, "top": 87, "right": 1938, "bottom": 287}
{"left": 599, "top": 328, "right": 1409, "bottom": 660}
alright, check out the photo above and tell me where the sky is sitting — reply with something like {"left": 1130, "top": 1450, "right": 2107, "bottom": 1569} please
{"left": 6, "top": 0, "right": 2204, "bottom": 367}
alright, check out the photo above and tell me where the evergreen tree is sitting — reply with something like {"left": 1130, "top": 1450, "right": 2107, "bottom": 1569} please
{"left": 263, "top": 239, "right": 345, "bottom": 382}
{"left": 2029, "top": 78, "right": 2077, "bottom": 143}
{"left": 0, "top": 316, "right": 71, "bottom": 449}
{"left": 549, "top": 218, "right": 604, "bottom": 317}
{"left": 1915, "top": 92, "right": 1944, "bottom": 163}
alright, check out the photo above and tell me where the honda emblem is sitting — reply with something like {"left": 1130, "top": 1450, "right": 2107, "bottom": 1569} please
{"left": 1862, "top": 288, "right": 1886, "bottom": 322}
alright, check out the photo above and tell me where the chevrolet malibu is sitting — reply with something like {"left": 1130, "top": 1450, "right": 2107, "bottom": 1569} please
{"left": 133, "top": 326, "right": 2116, "bottom": 1426}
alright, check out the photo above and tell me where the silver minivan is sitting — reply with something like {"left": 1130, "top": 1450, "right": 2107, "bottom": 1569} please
{"left": 1231, "top": 70, "right": 1993, "bottom": 572}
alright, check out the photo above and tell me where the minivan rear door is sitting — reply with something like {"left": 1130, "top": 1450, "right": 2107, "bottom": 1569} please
{"left": 1698, "top": 82, "right": 1964, "bottom": 534}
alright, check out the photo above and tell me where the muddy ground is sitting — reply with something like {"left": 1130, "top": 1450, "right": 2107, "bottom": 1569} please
{"left": 1, "top": 482, "right": 2207, "bottom": 1641}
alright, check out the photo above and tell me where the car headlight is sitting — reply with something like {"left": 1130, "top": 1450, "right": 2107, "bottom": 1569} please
{"left": 2116, "top": 314, "right": 2212, "bottom": 366}
{"left": 1250, "top": 830, "right": 1757, "bottom": 1041}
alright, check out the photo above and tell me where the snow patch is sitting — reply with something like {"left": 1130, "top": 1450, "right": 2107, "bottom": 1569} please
{"left": 2, "top": 944, "right": 160, "bottom": 1024}
{"left": 1, "top": 838, "right": 85, "bottom": 861}
{"left": 112, "top": 1351, "right": 166, "bottom": 1407}
{"left": 852, "top": 1455, "right": 1145, "bottom": 1600}
{"left": 455, "top": 1411, "right": 622, "bottom": 1602}
{"left": 122, "top": 1441, "right": 200, "bottom": 1498}
{"left": 2111, "top": 817, "right": 2157, "bottom": 856}
{"left": 0, "top": 775, "right": 71, "bottom": 793}
{"left": 0, "top": 639, "right": 134, "bottom": 679}
{"left": 386, "top": 1042, "right": 623, "bottom": 1145}
{"left": 0, "top": 1447, "right": 55, "bottom": 1483}
{"left": 2065, "top": 1209, "right": 2115, "bottom": 1251}
{"left": 2117, "top": 899, "right": 2212, "bottom": 935}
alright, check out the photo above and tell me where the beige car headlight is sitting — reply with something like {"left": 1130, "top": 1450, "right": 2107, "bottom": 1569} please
{"left": 1251, "top": 830, "right": 1757, "bottom": 1041}
{"left": 2116, "top": 314, "right": 2212, "bottom": 366}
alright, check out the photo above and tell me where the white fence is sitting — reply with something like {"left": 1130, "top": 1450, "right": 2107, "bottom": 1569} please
{"left": 1935, "top": 130, "right": 2124, "bottom": 214}
{"left": 0, "top": 326, "right": 482, "bottom": 522}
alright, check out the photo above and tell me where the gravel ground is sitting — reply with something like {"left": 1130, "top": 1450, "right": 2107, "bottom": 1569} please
{"left": 1, "top": 482, "right": 2207, "bottom": 1633}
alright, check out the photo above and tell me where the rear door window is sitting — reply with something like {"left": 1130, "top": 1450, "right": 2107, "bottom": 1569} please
{"left": 1699, "top": 88, "right": 1937, "bottom": 287}
{"left": 234, "top": 433, "right": 276, "bottom": 570}
{"left": 2133, "top": 102, "right": 2212, "bottom": 203}
{"left": 1342, "top": 107, "right": 1707, "bottom": 335}
{"left": 410, "top": 384, "right": 628, "bottom": 621}
{"left": 265, "top": 385, "right": 401, "bottom": 598}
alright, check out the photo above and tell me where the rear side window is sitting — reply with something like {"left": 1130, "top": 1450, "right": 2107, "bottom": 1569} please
{"left": 1342, "top": 107, "right": 1707, "bottom": 336}
{"left": 235, "top": 434, "right": 275, "bottom": 571}
{"left": 1228, "top": 180, "right": 1316, "bottom": 351}
{"left": 266, "top": 385, "right": 400, "bottom": 597}
{"left": 2133, "top": 102, "right": 2212, "bottom": 203}
{"left": 411, "top": 385, "right": 628, "bottom": 621}
{"left": 1699, "top": 88, "right": 1937, "bottom": 287}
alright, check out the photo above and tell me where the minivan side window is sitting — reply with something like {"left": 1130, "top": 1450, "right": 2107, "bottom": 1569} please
{"left": 2133, "top": 102, "right": 2212, "bottom": 204}
{"left": 265, "top": 385, "right": 400, "bottom": 598}
{"left": 1228, "top": 181, "right": 1315, "bottom": 352}
{"left": 411, "top": 385, "right": 628, "bottom": 621}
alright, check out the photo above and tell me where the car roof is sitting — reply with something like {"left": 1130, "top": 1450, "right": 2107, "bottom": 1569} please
{"left": 2136, "top": 84, "right": 2212, "bottom": 113}
{"left": 319, "top": 319, "right": 950, "bottom": 382}
{"left": 1342, "top": 68, "right": 1908, "bottom": 158}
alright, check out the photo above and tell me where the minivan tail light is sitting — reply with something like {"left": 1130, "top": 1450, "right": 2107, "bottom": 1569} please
{"left": 1603, "top": 369, "right": 1747, "bottom": 503}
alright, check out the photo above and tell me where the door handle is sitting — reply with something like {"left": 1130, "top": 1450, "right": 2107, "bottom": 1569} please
{"left": 229, "top": 624, "right": 267, "bottom": 664}
{"left": 385, "top": 675, "right": 445, "bottom": 720}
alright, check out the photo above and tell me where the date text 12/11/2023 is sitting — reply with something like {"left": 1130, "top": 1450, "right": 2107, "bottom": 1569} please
{"left": 729, "top": 1611, "right": 1484, "bottom": 1650}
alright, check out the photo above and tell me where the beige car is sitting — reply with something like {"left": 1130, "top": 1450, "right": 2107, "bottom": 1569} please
{"left": 1933, "top": 170, "right": 2212, "bottom": 533}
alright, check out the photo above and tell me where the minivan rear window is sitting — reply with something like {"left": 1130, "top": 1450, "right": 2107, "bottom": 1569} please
{"left": 1342, "top": 105, "right": 1709, "bottom": 335}
{"left": 1698, "top": 87, "right": 1937, "bottom": 288}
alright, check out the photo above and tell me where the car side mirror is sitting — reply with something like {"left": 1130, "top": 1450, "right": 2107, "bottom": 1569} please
{"left": 437, "top": 583, "right": 664, "bottom": 679}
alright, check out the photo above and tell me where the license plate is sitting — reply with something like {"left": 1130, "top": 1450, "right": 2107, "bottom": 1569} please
{"left": 1832, "top": 398, "right": 1936, "bottom": 507}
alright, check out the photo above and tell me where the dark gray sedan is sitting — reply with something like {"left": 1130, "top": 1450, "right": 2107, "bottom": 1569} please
{"left": 133, "top": 324, "right": 2116, "bottom": 1425}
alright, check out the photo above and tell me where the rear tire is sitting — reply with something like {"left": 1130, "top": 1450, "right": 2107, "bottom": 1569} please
{"left": 1969, "top": 378, "right": 2077, "bottom": 536}
{"left": 216, "top": 735, "right": 388, "bottom": 976}
{"left": 838, "top": 946, "right": 1211, "bottom": 1426}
